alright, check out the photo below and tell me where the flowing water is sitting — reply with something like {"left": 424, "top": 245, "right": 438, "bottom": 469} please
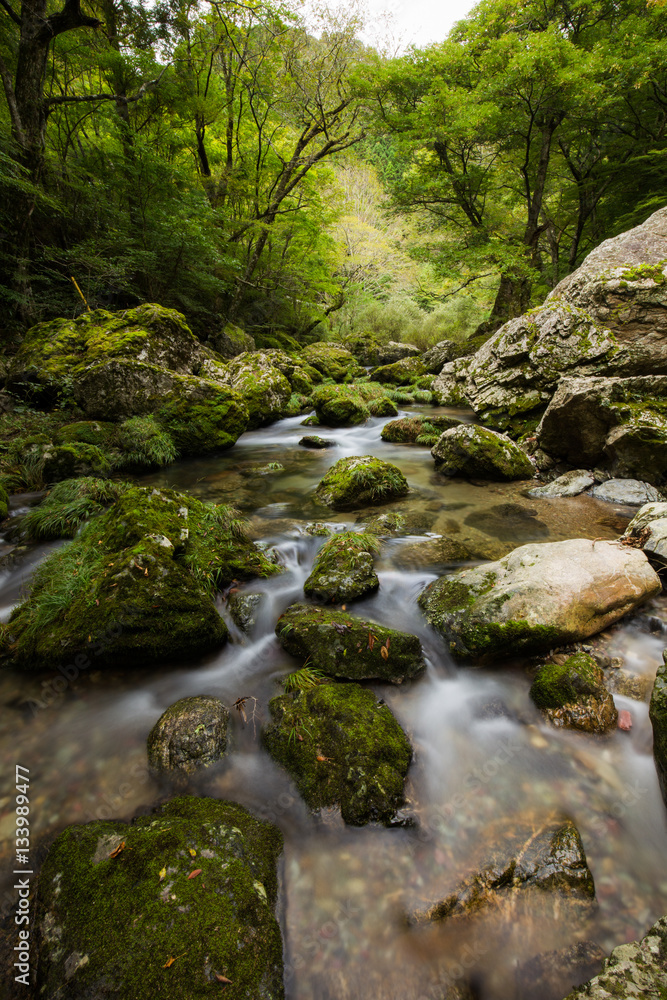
{"left": 1, "top": 406, "right": 667, "bottom": 999}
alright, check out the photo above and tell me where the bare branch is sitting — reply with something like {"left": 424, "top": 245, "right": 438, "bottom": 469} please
{"left": 46, "top": 66, "right": 169, "bottom": 107}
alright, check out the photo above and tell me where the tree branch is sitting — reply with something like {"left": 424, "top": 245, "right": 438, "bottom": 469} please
{"left": 46, "top": 67, "right": 169, "bottom": 107}
{"left": 0, "top": 0, "right": 21, "bottom": 26}
{"left": 42, "top": 0, "right": 101, "bottom": 40}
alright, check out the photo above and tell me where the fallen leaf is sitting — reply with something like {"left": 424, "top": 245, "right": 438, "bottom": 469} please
{"left": 368, "top": 631, "right": 375, "bottom": 651}
{"left": 189, "top": 848, "right": 197, "bottom": 857}
{"left": 341, "top": 604, "right": 346, "bottom": 611}
{"left": 159, "top": 867, "right": 167, "bottom": 882}
{"left": 618, "top": 710, "right": 632, "bottom": 731}
{"left": 163, "top": 957, "right": 177, "bottom": 968}
{"left": 108, "top": 841, "right": 125, "bottom": 859}
{"left": 215, "top": 974, "right": 233, "bottom": 984}
{"left": 188, "top": 869, "right": 202, "bottom": 879}
{"left": 380, "top": 645, "right": 389, "bottom": 660}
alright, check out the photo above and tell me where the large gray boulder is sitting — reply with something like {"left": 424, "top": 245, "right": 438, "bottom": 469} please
{"left": 431, "top": 424, "right": 534, "bottom": 480}
{"left": 418, "top": 538, "right": 661, "bottom": 661}
{"left": 562, "top": 916, "right": 667, "bottom": 999}
{"left": 433, "top": 207, "right": 667, "bottom": 428}
{"left": 536, "top": 374, "right": 667, "bottom": 482}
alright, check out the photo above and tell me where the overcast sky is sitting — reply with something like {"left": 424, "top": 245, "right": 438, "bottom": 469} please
{"left": 359, "top": 0, "right": 478, "bottom": 51}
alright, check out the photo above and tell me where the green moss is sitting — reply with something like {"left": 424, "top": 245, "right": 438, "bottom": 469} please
{"left": 222, "top": 353, "right": 292, "bottom": 429}
{"left": 116, "top": 415, "right": 178, "bottom": 469}
{"left": 315, "top": 455, "right": 409, "bottom": 510}
{"left": 21, "top": 477, "right": 125, "bottom": 540}
{"left": 367, "top": 396, "right": 399, "bottom": 417}
{"left": 531, "top": 654, "right": 605, "bottom": 709}
{"left": 36, "top": 796, "right": 284, "bottom": 999}
{"left": 298, "top": 342, "right": 364, "bottom": 383}
{"left": 0, "top": 480, "right": 8, "bottom": 519}
{"left": 54, "top": 420, "right": 116, "bottom": 447}
{"left": 303, "top": 531, "right": 380, "bottom": 604}
{"left": 312, "top": 385, "right": 370, "bottom": 426}
{"left": 158, "top": 379, "right": 248, "bottom": 455}
{"left": 619, "top": 260, "right": 667, "bottom": 284}
{"left": 370, "top": 357, "right": 427, "bottom": 385}
{"left": 262, "top": 683, "right": 412, "bottom": 825}
{"left": 432, "top": 424, "right": 534, "bottom": 481}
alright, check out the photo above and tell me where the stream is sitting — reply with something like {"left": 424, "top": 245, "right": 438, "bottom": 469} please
{"left": 1, "top": 405, "right": 667, "bottom": 999}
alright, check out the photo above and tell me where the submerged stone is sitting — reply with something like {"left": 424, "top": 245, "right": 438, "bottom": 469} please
{"left": 315, "top": 455, "right": 409, "bottom": 510}
{"left": 303, "top": 531, "right": 379, "bottom": 604}
{"left": 262, "top": 682, "right": 412, "bottom": 825}
{"left": 413, "top": 815, "right": 595, "bottom": 925}
{"left": 147, "top": 696, "right": 229, "bottom": 776}
{"left": 432, "top": 424, "right": 534, "bottom": 481}
{"left": 393, "top": 535, "right": 473, "bottom": 569}
{"left": 517, "top": 942, "right": 606, "bottom": 1000}
{"left": 531, "top": 654, "right": 618, "bottom": 734}
{"left": 276, "top": 603, "right": 426, "bottom": 683}
{"left": 418, "top": 538, "right": 660, "bottom": 662}
{"left": 34, "top": 796, "right": 284, "bottom": 999}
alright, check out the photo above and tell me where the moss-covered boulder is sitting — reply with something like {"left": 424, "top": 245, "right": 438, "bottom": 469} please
{"left": 40, "top": 441, "right": 112, "bottom": 482}
{"left": 315, "top": 455, "right": 409, "bottom": 510}
{"left": 54, "top": 419, "right": 116, "bottom": 447}
{"left": 367, "top": 395, "right": 399, "bottom": 417}
{"left": 312, "top": 385, "right": 370, "bottom": 426}
{"left": 418, "top": 539, "right": 661, "bottom": 662}
{"left": 262, "top": 682, "right": 412, "bottom": 825}
{"left": 531, "top": 654, "right": 618, "bottom": 734}
{"left": 147, "top": 696, "right": 229, "bottom": 777}
{"left": 303, "top": 532, "right": 379, "bottom": 604}
{"left": 298, "top": 342, "right": 364, "bottom": 382}
{"left": 413, "top": 815, "right": 595, "bottom": 925}
{"left": 299, "top": 435, "right": 336, "bottom": 449}
{"left": 34, "top": 796, "right": 284, "bottom": 999}
{"left": 209, "top": 322, "right": 256, "bottom": 358}
{"left": 228, "top": 592, "right": 263, "bottom": 632}
{"left": 6, "top": 486, "right": 279, "bottom": 669}
{"left": 217, "top": 352, "right": 292, "bottom": 429}
{"left": 381, "top": 414, "right": 462, "bottom": 445}
{"left": 276, "top": 603, "right": 425, "bottom": 683}
{"left": 432, "top": 424, "right": 534, "bottom": 480}
{"left": 649, "top": 650, "right": 667, "bottom": 806}
{"left": 10, "top": 303, "right": 204, "bottom": 405}
{"left": 370, "top": 356, "right": 427, "bottom": 385}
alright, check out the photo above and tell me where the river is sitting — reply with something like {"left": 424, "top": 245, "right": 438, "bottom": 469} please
{"left": 1, "top": 405, "right": 666, "bottom": 999}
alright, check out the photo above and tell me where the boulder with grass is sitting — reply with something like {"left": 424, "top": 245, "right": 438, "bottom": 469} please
{"left": 303, "top": 531, "right": 380, "bottom": 604}
{"left": 6, "top": 486, "right": 279, "bottom": 669}
{"left": 381, "top": 414, "right": 462, "bottom": 445}
{"left": 276, "top": 603, "right": 425, "bottom": 683}
{"left": 34, "top": 796, "right": 284, "bottom": 999}
{"left": 530, "top": 653, "right": 618, "bottom": 734}
{"left": 418, "top": 538, "right": 661, "bottom": 662}
{"left": 262, "top": 682, "right": 412, "bottom": 825}
{"left": 315, "top": 455, "right": 409, "bottom": 510}
{"left": 432, "top": 424, "right": 534, "bottom": 480}
{"left": 21, "top": 478, "right": 123, "bottom": 540}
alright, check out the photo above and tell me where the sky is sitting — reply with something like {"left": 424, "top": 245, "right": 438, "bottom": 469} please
{"left": 359, "top": 0, "right": 478, "bottom": 51}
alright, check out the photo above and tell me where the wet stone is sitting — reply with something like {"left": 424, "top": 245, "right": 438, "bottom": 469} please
{"left": 299, "top": 435, "right": 336, "bottom": 449}
{"left": 147, "top": 696, "right": 229, "bottom": 776}
{"left": 228, "top": 592, "right": 263, "bottom": 632}
{"left": 527, "top": 470, "right": 595, "bottom": 498}
{"left": 517, "top": 941, "right": 606, "bottom": 1000}
{"left": 589, "top": 478, "right": 664, "bottom": 505}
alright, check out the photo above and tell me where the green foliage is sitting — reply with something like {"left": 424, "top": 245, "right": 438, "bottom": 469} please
{"left": 116, "top": 417, "right": 178, "bottom": 469}
{"left": 21, "top": 478, "right": 125, "bottom": 541}
{"left": 282, "top": 666, "right": 329, "bottom": 693}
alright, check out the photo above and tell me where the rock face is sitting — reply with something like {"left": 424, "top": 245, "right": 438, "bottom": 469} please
{"left": 433, "top": 207, "right": 667, "bottom": 427}
{"left": 7, "top": 485, "right": 279, "bottom": 669}
{"left": 303, "top": 531, "right": 379, "bottom": 604}
{"left": 262, "top": 682, "right": 412, "bottom": 825}
{"left": 414, "top": 815, "right": 595, "bottom": 924}
{"left": 418, "top": 539, "right": 661, "bottom": 661}
{"left": 536, "top": 375, "right": 667, "bottom": 483}
{"left": 147, "top": 696, "right": 230, "bottom": 776}
{"left": 276, "top": 604, "right": 426, "bottom": 683}
{"left": 530, "top": 653, "right": 618, "bottom": 734}
{"left": 315, "top": 455, "right": 409, "bottom": 510}
{"left": 422, "top": 340, "right": 460, "bottom": 374}
{"left": 562, "top": 916, "right": 667, "bottom": 999}
{"left": 621, "top": 501, "right": 667, "bottom": 568}
{"left": 34, "top": 796, "right": 284, "bottom": 999}
{"left": 431, "top": 424, "right": 534, "bottom": 480}
{"left": 649, "top": 651, "right": 667, "bottom": 806}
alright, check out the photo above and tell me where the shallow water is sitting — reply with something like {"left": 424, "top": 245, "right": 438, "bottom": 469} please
{"left": 1, "top": 406, "right": 666, "bottom": 999}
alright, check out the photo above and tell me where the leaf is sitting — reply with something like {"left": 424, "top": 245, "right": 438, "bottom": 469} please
{"left": 368, "top": 630, "right": 375, "bottom": 651}
{"left": 188, "top": 869, "right": 202, "bottom": 879}
{"left": 164, "top": 957, "right": 176, "bottom": 968}
{"left": 108, "top": 841, "right": 125, "bottom": 859}
{"left": 189, "top": 848, "right": 197, "bottom": 857}
{"left": 215, "top": 974, "right": 233, "bottom": 984}
{"left": 158, "top": 866, "right": 167, "bottom": 882}
{"left": 380, "top": 645, "right": 389, "bottom": 660}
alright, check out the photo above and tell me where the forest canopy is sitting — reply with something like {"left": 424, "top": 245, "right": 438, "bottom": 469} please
{"left": 1, "top": 0, "right": 666, "bottom": 342}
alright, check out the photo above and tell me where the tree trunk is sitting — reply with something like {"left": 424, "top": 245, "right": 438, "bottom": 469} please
{"left": 471, "top": 272, "right": 531, "bottom": 343}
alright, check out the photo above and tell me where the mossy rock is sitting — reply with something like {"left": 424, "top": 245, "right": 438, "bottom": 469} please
{"left": 432, "top": 424, "right": 534, "bottom": 481}
{"left": 357, "top": 509, "right": 436, "bottom": 536}
{"left": 7, "top": 486, "right": 279, "bottom": 669}
{"left": 20, "top": 477, "right": 123, "bottom": 540}
{"left": 381, "top": 414, "right": 461, "bottom": 445}
{"left": 40, "top": 442, "right": 112, "bottom": 483}
{"left": 276, "top": 603, "right": 425, "bottom": 683}
{"left": 531, "top": 654, "right": 618, "bottom": 734}
{"left": 299, "top": 435, "right": 336, "bottom": 449}
{"left": 262, "top": 682, "right": 412, "bottom": 825}
{"left": 218, "top": 353, "right": 292, "bottom": 429}
{"left": 34, "top": 796, "right": 284, "bottom": 999}
{"left": 228, "top": 592, "right": 263, "bottom": 632}
{"left": 147, "top": 696, "right": 229, "bottom": 777}
{"left": 315, "top": 455, "right": 409, "bottom": 510}
{"left": 209, "top": 322, "right": 256, "bottom": 358}
{"left": 298, "top": 342, "right": 365, "bottom": 382}
{"left": 649, "top": 650, "right": 667, "bottom": 806}
{"left": 10, "top": 303, "right": 203, "bottom": 405}
{"left": 367, "top": 396, "right": 399, "bottom": 417}
{"left": 54, "top": 420, "right": 117, "bottom": 447}
{"left": 370, "top": 357, "right": 427, "bottom": 385}
{"left": 303, "top": 531, "right": 379, "bottom": 604}
{"left": 0, "top": 481, "right": 9, "bottom": 520}
{"left": 312, "top": 385, "right": 369, "bottom": 426}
